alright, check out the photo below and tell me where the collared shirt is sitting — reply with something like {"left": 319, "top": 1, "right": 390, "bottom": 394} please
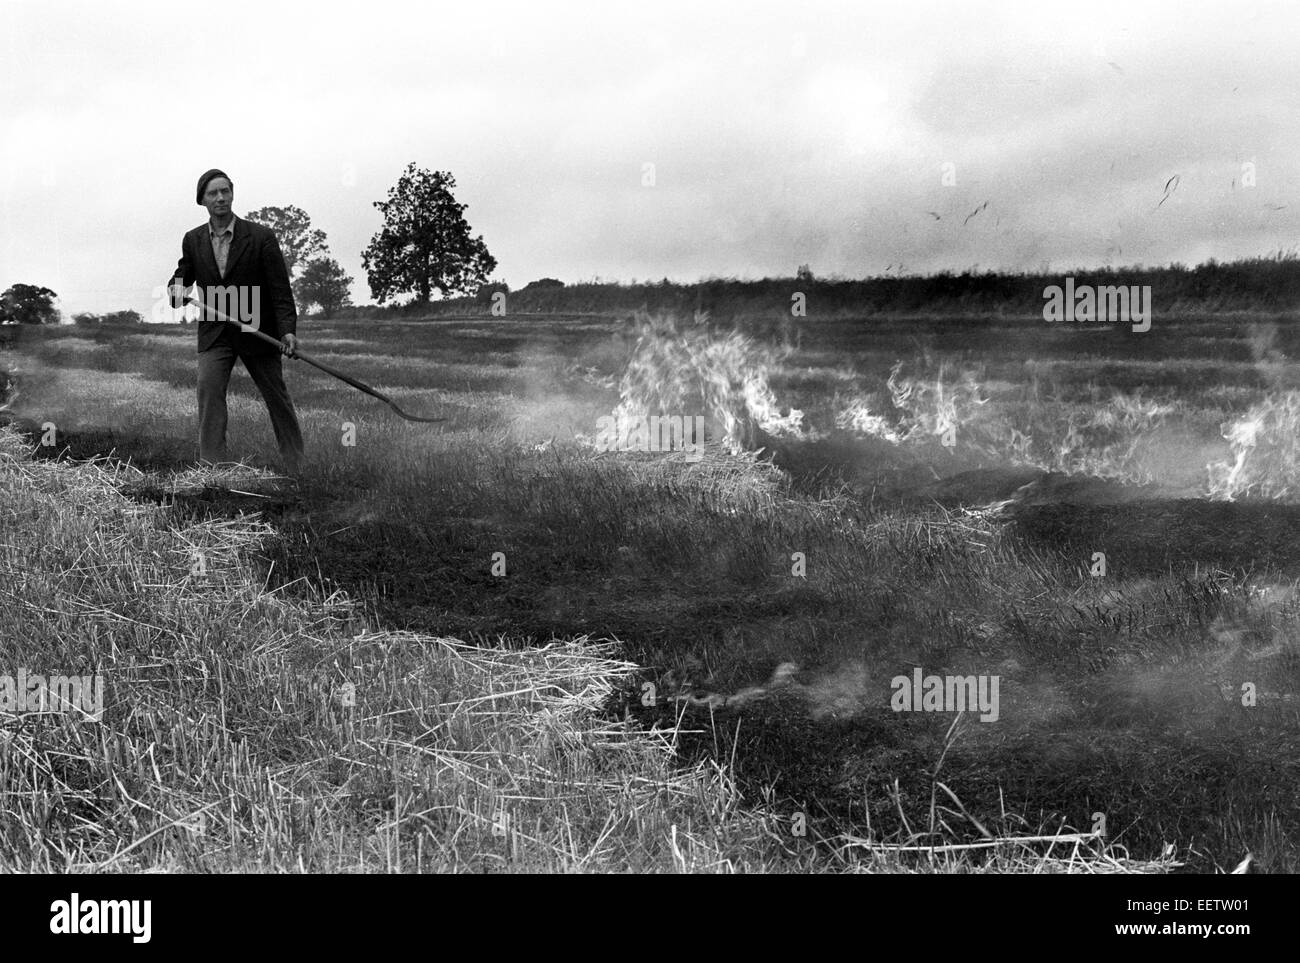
{"left": 209, "top": 214, "right": 238, "bottom": 277}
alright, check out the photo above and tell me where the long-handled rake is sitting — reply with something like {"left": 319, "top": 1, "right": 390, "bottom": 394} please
{"left": 186, "top": 297, "right": 447, "bottom": 423}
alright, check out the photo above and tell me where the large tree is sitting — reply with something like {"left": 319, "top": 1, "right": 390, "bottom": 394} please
{"left": 242, "top": 205, "right": 327, "bottom": 279}
{"left": 362, "top": 164, "right": 496, "bottom": 304}
{"left": 1, "top": 284, "right": 59, "bottom": 324}
{"left": 297, "top": 257, "right": 354, "bottom": 319}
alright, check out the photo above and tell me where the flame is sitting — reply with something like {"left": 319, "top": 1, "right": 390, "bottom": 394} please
{"left": 887, "top": 361, "right": 991, "bottom": 443}
{"left": 834, "top": 364, "right": 1171, "bottom": 484}
{"left": 834, "top": 398, "right": 903, "bottom": 443}
{"left": 1204, "top": 323, "right": 1300, "bottom": 501}
{"left": 1206, "top": 391, "right": 1300, "bottom": 501}
{"left": 832, "top": 362, "right": 990, "bottom": 446}
{"left": 1037, "top": 393, "right": 1173, "bottom": 482}
{"left": 610, "top": 312, "right": 804, "bottom": 453}
{"left": 599, "top": 318, "right": 1250, "bottom": 497}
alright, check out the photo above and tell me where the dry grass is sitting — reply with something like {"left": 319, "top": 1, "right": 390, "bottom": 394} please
{"left": 0, "top": 424, "right": 812, "bottom": 871}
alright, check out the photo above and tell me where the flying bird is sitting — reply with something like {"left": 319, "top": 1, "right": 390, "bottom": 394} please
{"left": 962, "top": 200, "right": 989, "bottom": 226}
{"left": 1155, "top": 174, "right": 1180, "bottom": 210}
{"left": 926, "top": 211, "right": 942, "bottom": 220}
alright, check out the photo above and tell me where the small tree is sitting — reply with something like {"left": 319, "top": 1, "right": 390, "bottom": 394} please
{"left": 362, "top": 164, "right": 497, "bottom": 304}
{"left": 1, "top": 284, "right": 59, "bottom": 324}
{"left": 72, "top": 312, "right": 101, "bottom": 327}
{"left": 297, "top": 258, "right": 354, "bottom": 318}
{"left": 242, "top": 205, "right": 328, "bottom": 279}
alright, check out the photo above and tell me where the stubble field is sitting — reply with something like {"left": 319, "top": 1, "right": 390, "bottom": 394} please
{"left": 2, "top": 307, "right": 1298, "bottom": 872}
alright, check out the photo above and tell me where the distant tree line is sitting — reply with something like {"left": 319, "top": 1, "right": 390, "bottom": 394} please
{"left": 330, "top": 250, "right": 1300, "bottom": 321}
{"left": 73, "top": 310, "right": 143, "bottom": 326}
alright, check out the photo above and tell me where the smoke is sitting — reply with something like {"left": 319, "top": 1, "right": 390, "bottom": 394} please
{"left": 1209, "top": 581, "right": 1300, "bottom": 668}
{"left": 1246, "top": 322, "right": 1288, "bottom": 390}
{"left": 1, "top": 359, "right": 195, "bottom": 434}
{"left": 670, "top": 660, "right": 872, "bottom": 720}
{"left": 0, "top": 368, "right": 17, "bottom": 412}
{"left": 799, "top": 661, "right": 873, "bottom": 720}
{"left": 1030, "top": 393, "right": 1174, "bottom": 483}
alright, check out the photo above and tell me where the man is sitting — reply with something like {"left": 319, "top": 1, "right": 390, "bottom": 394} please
{"left": 168, "top": 168, "right": 304, "bottom": 474}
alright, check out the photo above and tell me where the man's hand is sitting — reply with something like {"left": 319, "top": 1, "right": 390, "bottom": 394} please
{"left": 168, "top": 278, "right": 187, "bottom": 309}
{"left": 280, "top": 334, "right": 299, "bottom": 358}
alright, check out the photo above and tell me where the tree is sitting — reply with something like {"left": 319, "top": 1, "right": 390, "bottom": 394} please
{"left": 1, "top": 284, "right": 59, "bottom": 324}
{"left": 297, "top": 257, "right": 354, "bottom": 318}
{"left": 242, "top": 205, "right": 327, "bottom": 279}
{"left": 362, "top": 164, "right": 497, "bottom": 304}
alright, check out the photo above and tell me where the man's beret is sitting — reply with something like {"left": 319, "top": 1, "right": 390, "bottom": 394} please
{"left": 196, "top": 168, "right": 232, "bottom": 205}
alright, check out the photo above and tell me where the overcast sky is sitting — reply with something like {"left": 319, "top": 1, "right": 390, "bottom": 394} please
{"left": 2, "top": 0, "right": 1298, "bottom": 317}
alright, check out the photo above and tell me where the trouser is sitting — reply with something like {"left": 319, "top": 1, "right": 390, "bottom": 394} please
{"left": 197, "top": 341, "right": 304, "bottom": 472}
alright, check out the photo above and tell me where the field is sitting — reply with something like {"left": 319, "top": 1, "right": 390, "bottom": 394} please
{"left": 3, "top": 306, "right": 1298, "bottom": 872}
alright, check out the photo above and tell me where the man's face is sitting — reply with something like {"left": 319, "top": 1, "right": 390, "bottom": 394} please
{"left": 202, "top": 177, "right": 233, "bottom": 219}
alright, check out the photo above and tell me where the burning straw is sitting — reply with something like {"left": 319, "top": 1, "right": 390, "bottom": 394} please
{"left": 1204, "top": 322, "right": 1300, "bottom": 501}
{"left": 838, "top": 362, "right": 1175, "bottom": 485}
{"left": 1206, "top": 391, "right": 1300, "bottom": 501}
{"left": 608, "top": 311, "right": 804, "bottom": 454}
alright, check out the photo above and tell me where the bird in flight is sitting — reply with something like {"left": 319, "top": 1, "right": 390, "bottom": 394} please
{"left": 963, "top": 200, "right": 989, "bottom": 226}
{"left": 1155, "top": 174, "right": 1180, "bottom": 210}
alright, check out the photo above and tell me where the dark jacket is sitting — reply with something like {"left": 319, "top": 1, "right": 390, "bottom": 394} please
{"left": 169, "top": 217, "right": 297, "bottom": 354}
